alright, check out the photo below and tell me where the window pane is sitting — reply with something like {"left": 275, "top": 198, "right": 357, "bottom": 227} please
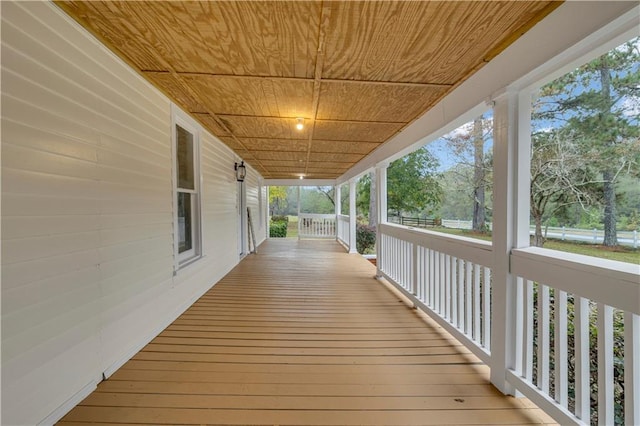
{"left": 177, "top": 192, "right": 192, "bottom": 253}
{"left": 177, "top": 125, "right": 194, "bottom": 190}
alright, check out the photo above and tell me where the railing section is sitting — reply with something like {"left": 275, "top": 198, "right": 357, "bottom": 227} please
{"left": 298, "top": 214, "right": 336, "bottom": 239}
{"left": 378, "top": 223, "right": 493, "bottom": 363}
{"left": 337, "top": 214, "right": 349, "bottom": 246}
{"left": 378, "top": 222, "right": 639, "bottom": 426}
{"left": 510, "top": 248, "right": 639, "bottom": 426}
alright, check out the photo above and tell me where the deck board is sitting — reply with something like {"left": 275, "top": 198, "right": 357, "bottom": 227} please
{"left": 58, "top": 239, "right": 556, "bottom": 425}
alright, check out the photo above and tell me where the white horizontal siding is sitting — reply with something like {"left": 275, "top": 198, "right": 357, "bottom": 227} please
{"left": 1, "top": 3, "right": 260, "bottom": 424}
{"left": 245, "top": 166, "right": 267, "bottom": 246}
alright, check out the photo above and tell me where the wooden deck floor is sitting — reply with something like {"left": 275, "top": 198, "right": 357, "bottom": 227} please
{"left": 59, "top": 239, "right": 556, "bottom": 425}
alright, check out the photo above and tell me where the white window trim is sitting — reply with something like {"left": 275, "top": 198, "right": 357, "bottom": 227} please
{"left": 171, "top": 105, "right": 203, "bottom": 271}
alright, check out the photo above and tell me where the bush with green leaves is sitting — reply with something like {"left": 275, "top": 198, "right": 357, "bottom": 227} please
{"left": 270, "top": 215, "right": 289, "bottom": 224}
{"left": 269, "top": 221, "right": 287, "bottom": 238}
{"left": 356, "top": 224, "right": 376, "bottom": 254}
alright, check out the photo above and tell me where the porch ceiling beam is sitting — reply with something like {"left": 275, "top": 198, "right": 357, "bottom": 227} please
{"left": 214, "top": 114, "right": 406, "bottom": 125}
{"left": 145, "top": 72, "right": 452, "bottom": 89}
{"left": 304, "top": 2, "right": 332, "bottom": 177}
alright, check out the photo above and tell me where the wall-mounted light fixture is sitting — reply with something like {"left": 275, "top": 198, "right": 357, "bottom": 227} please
{"left": 235, "top": 161, "right": 246, "bottom": 182}
{"left": 296, "top": 117, "right": 304, "bottom": 131}
{"left": 299, "top": 175, "right": 304, "bottom": 180}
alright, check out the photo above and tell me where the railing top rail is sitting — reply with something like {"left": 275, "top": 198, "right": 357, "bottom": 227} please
{"left": 337, "top": 214, "right": 349, "bottom": 221}
{"left": 380, "top": 222, "right": 493, "bottom": 268}
{"left": 512, "top": 247, "right": 640, "bottom": 315}
{"left": 299, "top": 213, "right": 336, "bottom": 219}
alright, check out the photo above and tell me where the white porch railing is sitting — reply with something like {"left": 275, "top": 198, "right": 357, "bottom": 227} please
{"left": 299, "top": 214, "right": 336, "bottom": 239}
{"left": 379, "top": 223, "right": 493, "bottom": 363}
{"left": 509, "top": 248, "right": 639, "bottom": 425}
{"left": 337, "top": 214, "right": 349, "bottom": 247}
{"left": 378, "top": 222, "right": 639, "bottom": 425}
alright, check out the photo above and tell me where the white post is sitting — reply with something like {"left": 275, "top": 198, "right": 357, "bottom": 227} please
{"left": 266, "top": 186, "right": 270, "bottom": 239}
{"left": 625, "top": 313, "right": 639, "bottom": 425}
{"left": 375, "top": 164, "right": 388, "bottom": 277}
{"left": 634, "top": 230, "right": 638, "bottom": 248}
{"left": 490, "top": 89, "right": 528, "bottom": 396}
{"left": 297, "top": 186, "right": 301, "bottom": 240}
{"left": 335, "top": 184, "right": 341, "bottom": 242}
{"left": 349, "top": 179, "right": 357, "bottom": 253}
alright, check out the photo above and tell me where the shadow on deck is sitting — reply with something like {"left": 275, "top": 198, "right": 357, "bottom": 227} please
{"left": 59, "top": 239, "right": 556, "bottom": 425}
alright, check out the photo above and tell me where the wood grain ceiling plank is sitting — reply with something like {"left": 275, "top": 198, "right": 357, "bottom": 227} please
{"left": 55, "top": 1, "right": 168, "bottom": 72}
{"left": 310, "top": 153, "right": 365, "bottom": 163}
{"left": 233, "top": 139, "right": 309, "bottom": 153}
{"left": 311, "top": 140, "right": 381, "bottom": 155}
{"left": 317, "top": 81, "right": 448, "bottom": 122}
{"left": 259, "top": 161, "right": 308, "bottom": 169}
{"left": 266, "top": 166, "right": 307, "bottom": 173}
{"left": 145, "top": 72, "right": 209, "bottom": 113}
{"left": 187, "top": 1, "right": 321, "bottom": 77}
{"left": 221, "top": 116, "right": 309, "bottom": 140}
{"left": 313, "top": 121, "right": 402, "bottom": 143}
{"left": 181, "top": 76, "right": 314, "bottom": 118}
{"left": 322, "top": 1, "right": 556, "bottom": 84}
{"left": 192, "top": 114, "right": 230, "bottom": 137}
{"left": 142, "top": 2, "right": 213, "bottom": 73}
{"left": 252, "top": 151, "right": 308, "bottom": 162}
{"left": 307, "top": 168, "right": 351, "bottom": 174}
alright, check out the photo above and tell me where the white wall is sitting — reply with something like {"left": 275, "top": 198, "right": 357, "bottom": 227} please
{"left": 245, "top": 169, "right": 267, "bottom": 245}
{"left": 1, "top": 3, "right": 263, "bottom": 424}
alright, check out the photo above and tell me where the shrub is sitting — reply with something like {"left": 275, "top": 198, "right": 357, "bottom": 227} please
{"left": 356, "top": 224, "right": 376, "bottom": 254}
{"left": 269, "top": 221, "right": 287, "bottom": 238}
{"left": 271, "top": 215, "right": 289, "bottom": 224}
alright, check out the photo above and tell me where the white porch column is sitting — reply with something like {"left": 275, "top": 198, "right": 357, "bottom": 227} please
{"left": 266, "top": 186, "right": 270, "bottom": 239}
{"left": 348, "top": 179, "right": 357, "bottom": 253}
{"left": 297, "top": 186, "right": 301, "bottom": 240}
{"left": 490, "top": 90, "right": 530, "bottom": 396}
{"left": 375, "top": 164, "right": 388, "bottom": 276}
{"left": 335, "top": 184, "right": 342, "bottom": 242}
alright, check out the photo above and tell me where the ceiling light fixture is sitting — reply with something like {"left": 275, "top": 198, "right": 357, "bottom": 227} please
{"left": 296, "top": 117, "right": 304, "bottom": 130}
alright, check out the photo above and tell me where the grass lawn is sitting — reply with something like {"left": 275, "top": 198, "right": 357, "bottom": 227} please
{"left": 286, "top": 215, "right": 298, "bottom": 238}
{"left": 428, "top": 227, "right": 639, "bottom": 264}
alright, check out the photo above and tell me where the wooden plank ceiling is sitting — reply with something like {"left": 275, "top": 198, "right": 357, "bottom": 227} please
{"left": 56, "top": 1, "right": 560, "bottom": 180}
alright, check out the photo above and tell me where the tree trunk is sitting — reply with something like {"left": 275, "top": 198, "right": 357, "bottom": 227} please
{"left": 602, "top": 168, "right": 618, "bottom": 246}
{"left": 533, "top": 213, "right": 545, "bottom": 247}
{"left": 599, "top": 62, "right": 618, "bottom": 246}
{"left": 369, "top": 171, "right": 377, "bottom": 227}
{"left": 472, "top": 117, "right": 486, "bottom": 232}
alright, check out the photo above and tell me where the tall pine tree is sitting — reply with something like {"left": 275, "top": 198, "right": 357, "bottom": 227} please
{"left": 533, "top": 38, "right": 639, "bottom": 246}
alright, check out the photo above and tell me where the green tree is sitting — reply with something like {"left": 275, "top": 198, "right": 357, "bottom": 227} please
{"left": 359, "top": 147, "right": 442, "bottom": 218}
{"left": 534, "top": 38, "right": 640, "bottom": 246}
{"left": 300, "top": 187, "right": 334, "bottom": 214}
{"left": 439, "top": 114, "right": 493, "bottom": 231}
{"left": 530, "top": 128, "right": 599, "bottom": 246}
{"left": 268, "top": 186, "right": 288, "bottom": 215}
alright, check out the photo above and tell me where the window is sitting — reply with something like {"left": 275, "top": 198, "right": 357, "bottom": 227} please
{"left": 173, "top": 114, "right": 201, "bottom": 267}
